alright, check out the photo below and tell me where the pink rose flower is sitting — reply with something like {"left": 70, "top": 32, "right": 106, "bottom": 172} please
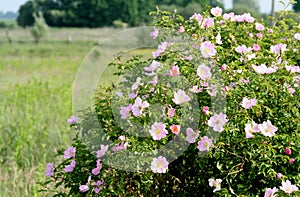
{"left": 200, "top": 41, "right": 216, "bottom": 58}
{"left": 270, "top": 43, "right": 287, "bottom": 54}
{"left": 207, "top": 112, "right": 228, "bottom": 132}
{"left": 170, "top": 124, "right": 181, "bottom": 135}
{"left": 120, "top": 104, "right": 132, "bottom": 119}
{"left": 223, "top": 12, "right": 235, "bottom": 20}
{"left": 221, "top": 64, "right": 227, "bottom": 71}
{"left": 151, "top": 156, "right": 169, "bottom": 173}
{"left": 294, "top": 33, "right": 300, "bottom": 40}
{"left": 96, "top": 145, "right": 109, "bottom": 158}
{"left": 46, "top": 163, "right": 55, "bottom": 177}
{"left": 79, "top": 185, "right": 89, "bottom": 193}
{"left": 169, "top": 65, "right": 180, "bottom": 76}
{"left": 64, "top": 160, "right": 76, "bottom": 172}
{"left": 64, "top": 146, "right": 76, "bottom": 159}
{"left": 264, "top": 187, "right": 278, "bottom": 197}
{"left": 289, "top": 158, "right": 295, "bottom": 164}
{"left": 92, "top": 160, "right": 102, "bottom": 176}
{"left": 211, "top": 7, "right": 223, "bottom": 17}
{"left": 150, "top": 27, "right": 158, "bottom": 39}
{"left": 252, "top": 44, "right": 261, "bottom": 52}
{"left": 186, "top": 128, "right": 199, "bottom": 143}
{"left": 235, "top": 45, "right": 252, "bottom": 54}
{"left": 178, "top": 26, "right": 184, "bottom": 33}
{"left": 197, "top": 64, "right": 212, "bottom": 80}
{"left": 255, "top": 22, "right": 264, "bottom": 31}
{"left": 132, "top": 97, "right": 149, "bottom": 117}
{"left": 277, "top": 173, "right": 283, "bottom": 179}
{"left": 285, "top": 147, "right": 292, "bottom": 155}
{"left": 190, "top": 85, "right": 202, "bottom": 93}
{"left": 202, "top": 106, "right": 209, "bottom": 115}
{"left": 149, "top": 122, "right": 168, "bottom": 140}
{"left": 167, "top": 108, "right": 175, "bottom": 117}
{"left": 197, "top": 136, "right": 213, "bottom": 152}
{"left": 245, "top": 121, "right": 260, "bottom": 138}
{"left": 190, "top": 13, "right": 203, "bottom": 22}
{"left": 258, "top": 120, "right": 277, "bottom": 137}
{"left": 241, "top": 97, "right": 257, "bottom": 109}
{"left": 280, "top": 180, "right": 298, "bottom": 194}
{"left": 202, "top": 18, "right": 214, "bottom": 28}
{"left": 172, "top": 89, "right": 190, "bottom": 105}
{"left": 256, "top": 33, "right": 263, "bottom": 38}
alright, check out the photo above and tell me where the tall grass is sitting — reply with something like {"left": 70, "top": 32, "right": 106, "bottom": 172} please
{"left": 0, "top": 41, "right": 94, "bottom": 196}
{"left": 0, "top": 26, "right": 154, "bottom": 196}
{"left": 0, "top": 27, "right": 122, "bottom": 43}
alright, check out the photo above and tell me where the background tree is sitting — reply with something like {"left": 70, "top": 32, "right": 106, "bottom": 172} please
{"left": 16, "top": 0, "right": 225, "bottom": 27}
{"left": 31, "top": 11, "right": 48, "bottom": 43}
{"left": 293, "top": 0, "right": 300, "bottom": 12}
{"left": 17, "top": 0, "right": 35, "bottom": 27}
{"left": 179, "top": 2, "right": 203, "bottom": 19}
{"left": 230, "top": 0, "right": 261, "bottom": 18}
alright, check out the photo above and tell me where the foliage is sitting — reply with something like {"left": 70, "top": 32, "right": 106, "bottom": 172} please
{"left": 0, "top": 38, "right": 97, "bottom": 196}
{"left": 0, "top": 20, "right": 16, "bottom": 29}
{"left": 293, "top": 0, "right": 300, "bottom": 12}
{"left": 17, "top": 0, "right": 224, "bottom": 27}
{"left": 112, "top": 20, "right": 128, "bottom": 29}
{"left": 31, "top": 11, "right": 48, "bottom": 43}
{"left": 42, "top": 6, "right": 300, "bottom": 197}
{"left": 17, "top": 0, "right": 35, "bottom": 27}
{"left": 229, "top": 0, "right": 261, "bottom": 19}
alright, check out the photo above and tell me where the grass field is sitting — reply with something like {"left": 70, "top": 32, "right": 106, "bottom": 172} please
{"left": 0, "top": 27, "right": 126, "bottom": 196}
{"left": 0, "top": 25, "right": 155, "bottom": 196}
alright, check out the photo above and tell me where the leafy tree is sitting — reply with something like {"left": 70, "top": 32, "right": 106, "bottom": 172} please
{"left": 16, "top": 0, "right": 224, "bottom": 27}
{"left": 230, "top": 0, "right": 261, "bottom": 18}
{"left": 293, "top": 0, "right": 300, "bottom": 12}
{"left": 136, "top": 0, "right": 157, "bottom": 25}
{"left": 17, "top": 0, "right": 35, "bottom": 27}
{"left": 179, "top": 2, "right": 203, "bottom": 19}
{"left": 31, "top": 11, "right": 48, "bottom": 43}
{"left": 233, "top": 0, "right": 260, "bottom": 12}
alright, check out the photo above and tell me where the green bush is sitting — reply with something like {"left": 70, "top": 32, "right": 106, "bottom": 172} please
{"left": 42, "top": 6, "right": 300, "bottom": 196}
{"left": 31, "top": 12, "right": 48, "bottom": 43}
{"left": 112, "top": 20, "right": 128, "bottom": 29}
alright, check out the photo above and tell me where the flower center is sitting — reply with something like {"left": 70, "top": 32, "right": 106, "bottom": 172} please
{"left": 156, "top": 162, "right": 163, "bottom": 168}
{"left": 155, "top": 129, "right": 161, "bottom": 135}
{"left": 204, "top": 141, "right": 209, "bottom": 148}
{"left": 173, "top": 127, "right": 178, "bottom": 132}
{"left": 205, "top": 48, "right": 211, "bottom": 54}
{"left": 213, "top": 182, "right": 220, "bottom": 188}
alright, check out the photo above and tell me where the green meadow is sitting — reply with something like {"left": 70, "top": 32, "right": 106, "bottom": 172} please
{"left": 0, "top": 27, "right": 125, "bottom": 196}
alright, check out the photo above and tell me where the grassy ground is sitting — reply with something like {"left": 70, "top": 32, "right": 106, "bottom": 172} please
{"left": 0, "top": 26, "right": 154, "bottom": 196}
{"left": 0, "top": 26, "right": 126, "bottom": 196}
{"left": 0, "top": 27, "right": 122, "bottom": 43}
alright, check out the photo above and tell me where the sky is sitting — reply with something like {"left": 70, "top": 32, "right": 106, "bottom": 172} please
{"left": 0, "top": 0, "right": 293, "bottom": 13}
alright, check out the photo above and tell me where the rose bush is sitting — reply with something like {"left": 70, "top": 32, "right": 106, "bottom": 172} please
{"left": 41, "top": 5, "right": 300, "bottom": 197}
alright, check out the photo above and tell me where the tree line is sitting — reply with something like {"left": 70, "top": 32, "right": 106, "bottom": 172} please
{"left": 17, "top": 0, "right": 300, "bottom": 28}
{"left": 17, "top": 0, "right": 223, "bottom": 27}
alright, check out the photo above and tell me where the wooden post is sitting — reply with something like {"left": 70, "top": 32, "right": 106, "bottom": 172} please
{"left": 5, "top": 29, "right": 12, "bottom": 44}
{"left": 271, "top": 0, "right": 275, "bottom": 25}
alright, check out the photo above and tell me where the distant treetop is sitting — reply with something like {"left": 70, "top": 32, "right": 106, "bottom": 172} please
{"left": 16, "top": 0, "right": 224, "bottom": 27}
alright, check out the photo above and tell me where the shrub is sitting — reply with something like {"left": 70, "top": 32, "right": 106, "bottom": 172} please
{"left": 112, "top": 20, "right": 128, "bottom": 29}
{"left": 31, "top": 11, "right": 48, "bottom": 44}
{"left": 41, "top": 5, "right": 300, "bottom": 197}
